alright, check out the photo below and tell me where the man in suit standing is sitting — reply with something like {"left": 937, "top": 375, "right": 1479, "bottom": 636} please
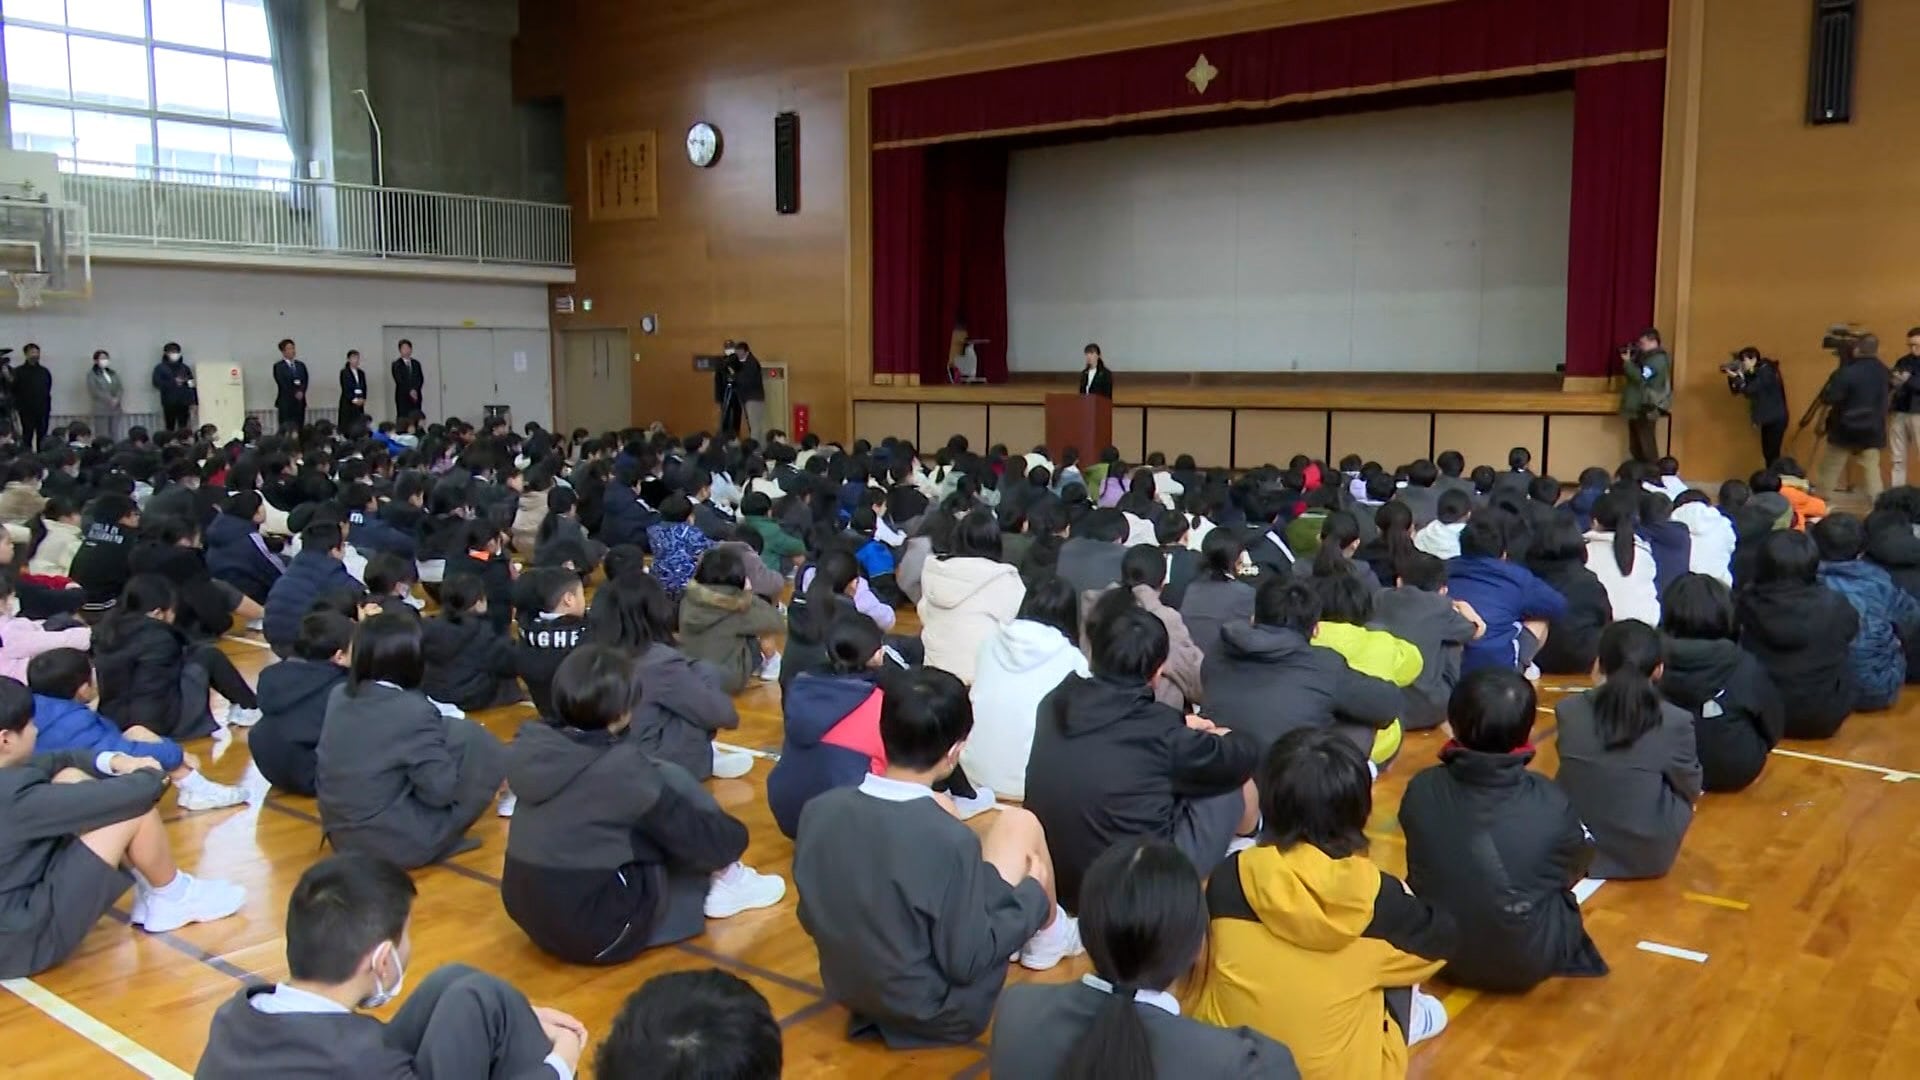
{"left": 392, "top": 339, "right": 425, "bottom": 420}
{"left": 14, "top": 343, "right": 52, "bottom": 451}
{"left": 272, "top": 339, "right": 309, "bottom": 431}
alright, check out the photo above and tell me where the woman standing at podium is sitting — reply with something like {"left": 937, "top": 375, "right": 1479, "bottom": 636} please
{"left": 1081, "top": 344, "right": 1113, "bottom": 398}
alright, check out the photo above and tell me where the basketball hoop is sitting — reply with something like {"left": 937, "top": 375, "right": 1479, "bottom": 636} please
{"left": 9, "top": 272, "right": 50, "bottom": 310}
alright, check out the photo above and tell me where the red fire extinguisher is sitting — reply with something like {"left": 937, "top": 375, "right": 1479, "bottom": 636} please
{"left": 792, "top": 404, "right": 809, "bottom": 440}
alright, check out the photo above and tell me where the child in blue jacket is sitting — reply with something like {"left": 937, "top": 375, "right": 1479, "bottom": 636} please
{"left": 766, "top": 613, "right": 886, "bottom": 839}
{"left": 1812, "top": 513, "right": 1920, "bottom": 709}
{"left": 1446, "top": 515, "right": 1569, "bottom": 675}
{"left": 25, "top": 648, "right": 246, "bottom": 812}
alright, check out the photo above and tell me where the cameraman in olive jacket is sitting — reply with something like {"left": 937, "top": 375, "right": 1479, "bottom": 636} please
{"left": 1816, "top": 332, "right": 1891, "bottom": 500}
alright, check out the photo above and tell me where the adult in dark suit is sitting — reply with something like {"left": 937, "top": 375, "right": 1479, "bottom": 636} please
{"left": 733, "top": 340, "right": 767, "bottom": 438}
{"left": 391, "top": 339, "right": 426, "bottom": 419}
{"left": 272, "top": 338, "right": 309, "bottom": 430}
{"left": 1081, "top": 343, "right": 1114, "bottom": 399}
{"left": 13, "top": 343, "right": 52, "bottom": 451}
{"left": 338, "top": 350, "right": 370, "bottom": 432}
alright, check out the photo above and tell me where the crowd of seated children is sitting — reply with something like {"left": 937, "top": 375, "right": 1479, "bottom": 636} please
{"left": 1202, "top": 578, "right": 1403, "bottom": 760}
{"left": 93, "top": 574, "right": 260, "bottom": 738}
{"left": 1657, "top": 575, "right": 1784, "bottom": 793}
{"left": 196, "top": 854, "right": 586, "bottom": 1079}
{"left": 1554, "top": 620, "right": 1703, "bottom": 880}
{"left": 592, "top": 968, "right": 783, "bottom": 1080}
{"left": 584, "top": 572, "right": 747, "bottom": 780}
{"left": 678, "top": 546, "right": 785, "bottom": 693}
{"left": 0, "top": 677, "right": 245, "bottom": 978}
{"left": 315, "top": 614, "right": 508, "bottom": 868}
{"left": 966, "top": 575, "right": 1089, "bottom": 802}
{"left": 1445, "top": 517, "right": 1568, "bottom": 676}
{"left": 1028, "top": 594, "right": 1262, "bottom": 915}
{"left": 502, "top": 645, "right": 783, "bottom": 965}
{"left": 1370, "top": 552, "right": 1482, "bottom": 732}
{"left": 420, "top": 574, "right": 524, "bottom": 713}
{"left": 1401, "top": 668, "right": 1607, "bottom": 993}
{"left": 1196, "top": 727, "right": 1457, "bottom": 1078}
{"left": 250, "top": 612, "right": 353, "bottom": 796}
{"left": 794, "top": 666, "right": 1080, "bottom": 1048}
{"left": 1734, "top": 530, "right": 1860, "bottom": 739}
{"left": 1811, "top": 513, "right": 1920, "bottom": 710}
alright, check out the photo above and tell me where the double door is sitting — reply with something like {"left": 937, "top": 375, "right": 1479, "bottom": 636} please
{"left": 557, "top": 329, "right": 633, "bottom": 436}
{"left": 380, "top": 326, "right": 552, "bottom": 427}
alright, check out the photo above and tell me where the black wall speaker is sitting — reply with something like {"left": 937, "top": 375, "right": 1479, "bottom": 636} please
{"left": 1807, "top": 0, "right": 1860, "bottom": 125}
{"left": 774, "top": 111, "right": 800, "bottom": 214}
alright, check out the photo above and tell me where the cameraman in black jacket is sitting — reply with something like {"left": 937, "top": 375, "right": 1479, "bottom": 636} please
{"left": 1816, "top": 333, "right": 1890, "bottom": 500}
{"left": 1726, "top": 347, "right": 1789, "bottom": 467}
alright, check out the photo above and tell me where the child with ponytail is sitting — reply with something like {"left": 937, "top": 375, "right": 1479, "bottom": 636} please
{"left": 1553, "top": 620, "right": 1703, "bottom": 879}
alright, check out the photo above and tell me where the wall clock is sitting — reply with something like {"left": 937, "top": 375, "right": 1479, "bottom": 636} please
{"left": 686, "top": 122, "right": 722, "bottom": 167}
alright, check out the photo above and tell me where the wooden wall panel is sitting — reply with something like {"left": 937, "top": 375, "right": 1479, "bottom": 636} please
{"left": 987, "top": 404, "right": 1046, "bottom": 454}
{"left": 853, "top": 401, "right": 917, "bottom": 447}
{"left": 1235, "top": 409, "right": 1330, "bottom": 469}
{"left": 1330, "top": 411, "right": 1432, "bottom": 469}
{"left": 1545, "top": 414, "right": 1668, "bottom": 478}
{"left": 1145, "top": 408, "right": 1233, "bottom": 470}
{"left": 1111, "top": 406, "right": 1146, "bottom": 462}
{"left": 1433, "top": 413, "right": 1546, "bottom": 476}
{"left": 919, "top": 403, "right": 987, "bottom": 453}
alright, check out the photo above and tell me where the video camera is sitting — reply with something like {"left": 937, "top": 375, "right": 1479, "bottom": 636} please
{"left": 1821, "top": 324, "right": 1866, "bottom": 360}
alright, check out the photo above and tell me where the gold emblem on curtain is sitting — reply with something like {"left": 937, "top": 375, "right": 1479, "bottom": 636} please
{"left": 1186, "top": 54, "right": 1219, "bottom": 94}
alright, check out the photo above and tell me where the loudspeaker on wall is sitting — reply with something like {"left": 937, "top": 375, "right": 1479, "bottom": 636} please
{"left": 775, "top": 111, "right": 800, "bottom": 214}
{"left": 1807, "top": 0, "right": 1859, "bottom": 125}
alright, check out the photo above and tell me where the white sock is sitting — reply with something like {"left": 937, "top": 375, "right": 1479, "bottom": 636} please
{"left": 147, "top": 871, "right": 190, "bottom": 900}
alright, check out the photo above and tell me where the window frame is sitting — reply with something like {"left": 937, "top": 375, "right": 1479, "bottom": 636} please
{"left": 2, "top": 0, "right": 289, "bottom": 178}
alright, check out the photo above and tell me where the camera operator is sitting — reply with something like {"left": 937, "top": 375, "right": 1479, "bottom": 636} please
{"left": 1889, "top": 327, "right": 1920, "bottom": 485}
{"left": 1817, "top": 331, "right": 1891, "bottom": 500}
{"left": 1724, "top": 347, "right": 1789, "bottom": 466}
{"left": 1619, "top": 327, "right": 1671, "bottom": 463}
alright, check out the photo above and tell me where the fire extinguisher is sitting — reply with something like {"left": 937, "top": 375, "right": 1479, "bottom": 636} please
{"left": 792, "top": 404, "right": 809, "bottom": 440}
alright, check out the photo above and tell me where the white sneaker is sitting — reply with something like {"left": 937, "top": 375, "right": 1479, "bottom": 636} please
{"left": 1523, "top": 663, "right": 1542, "bottom": 683}
{"left": 239, "top": 762, "right": 272, "bottom": 804}
{"left": 755, "top": 651, "right": 783, "bottom": 681}
{"left": 1019, "top": 906, "right": 1084, "bottom": 971}
{"left": 1407, "top": 986, "right": 1449, "bottom": 1046}
{"left": 244, "top": 617, "right": 264, "bottom": 632}
{"left": 223, "top": 704, "right": 262, "bottom": 728}
{"left": 711, "top": 746, "right": 755, "bottom": 779}
{"left": 134, "top": 873, "right": 247, "bottom": 933}
{"left": 497, "top": 790, "right": 517, "bottom": 817}
{"left": 950, "top": 786, "right": 997, "bottom": 820}
{"left": 1226, "top": 835, "right": 1257, "bottom": 856}
{"left": 175, "top": 771, "right": 248, "bottom": 812}
{"left": 704, "top": 862, "right": 787, "bottom": 919}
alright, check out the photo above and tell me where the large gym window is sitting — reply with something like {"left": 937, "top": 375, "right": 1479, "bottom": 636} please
{"left": 1, "top": 0, "right": 293, "bottom": 181}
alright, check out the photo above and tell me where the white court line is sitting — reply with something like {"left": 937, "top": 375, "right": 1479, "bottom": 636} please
{"left": 1573, "top": 878, "right": 1606, "bottom": 904}
{"left": 1770, "top": 747, "right": 1918, "bottom": 783}
{"left": 1636, "top": 940, "right": 1709, "bottom": 964}
{"left": 714, "top": 741, "right": 782, "bottom": 762}
{"left": 3, "top": 976, "right": 191, "bottom": 1078}
{"left": 221, "top": 634, "right": 274, "bottom": 650}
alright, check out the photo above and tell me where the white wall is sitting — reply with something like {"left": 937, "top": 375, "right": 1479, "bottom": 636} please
{"left": 1004, "top": 92, "right": 1574, "bottom": 374}
{"left": 0, "top": 262, "right": 553, "bottom": 422}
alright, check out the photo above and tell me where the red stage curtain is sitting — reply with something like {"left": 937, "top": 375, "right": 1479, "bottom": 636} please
{"left": 873, "top": 143, "right": 1010, "bottom": 383}
{"left": 871, "top": 147, "right": 928, "bottom": 379}
{"left": 872, "top": 0, "right": 1667, "bottom": 145}
{"left": 1564, "top": 59, "right": 1665, "bottom": 379}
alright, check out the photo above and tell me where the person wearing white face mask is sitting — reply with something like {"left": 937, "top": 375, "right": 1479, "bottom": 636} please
{"left": 153, "top": 342, "right": 196, "bottom": 433}
{"left": 196, "top": 853, "right": 588, "bottom": 1078}
{"left": 86, "top": 350, "right": 122, "bottom": 441}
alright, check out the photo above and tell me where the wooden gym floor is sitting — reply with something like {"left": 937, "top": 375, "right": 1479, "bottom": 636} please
{"left": 8, "top": 609, "right": 1920, "bottom": 1079}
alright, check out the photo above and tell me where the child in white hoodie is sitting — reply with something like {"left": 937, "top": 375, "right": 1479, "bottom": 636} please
{"left": 964, "top": 576, "right": 1090, "bottom": 801}
{"left": 1671, "top": 490, "right": 1736, "bottom": 586}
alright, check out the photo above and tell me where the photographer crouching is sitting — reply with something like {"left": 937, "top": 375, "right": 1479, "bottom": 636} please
{"left": 1816, "top": 330, "right": 1891, "bottom": 500}
{"left": 1723, "top": 347, "right": 1789, "bottom": 466}
{"left": 1619, "top": 327, "right": 1672, "bottom": 463}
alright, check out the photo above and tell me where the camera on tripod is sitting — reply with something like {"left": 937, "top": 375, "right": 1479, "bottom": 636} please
{"left": 1821, "top": 324, "right": 1866, "bottom": 359}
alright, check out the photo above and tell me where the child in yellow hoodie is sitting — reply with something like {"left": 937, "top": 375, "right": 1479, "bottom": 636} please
{"left": 1304, "top": 573, "right": 1423, "bottom": 769}
{"left": 1198, "top": 727, "right": 1456, "bottom": 1080}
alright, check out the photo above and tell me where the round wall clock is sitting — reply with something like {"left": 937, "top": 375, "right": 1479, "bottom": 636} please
{"left": 686, "top": 122, "right": 722, "bottom": 167}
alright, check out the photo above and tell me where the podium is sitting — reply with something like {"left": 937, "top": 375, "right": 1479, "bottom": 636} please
{"left": 1045, "top": 393, "right": 1111, "bottom": 463}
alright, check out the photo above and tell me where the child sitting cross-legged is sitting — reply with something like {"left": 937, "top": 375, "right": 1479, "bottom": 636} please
{"left": 585, "top": 574, "right": 748, "bottom": 780}
{"left": 421, "top": 573, "right": 525, "bottom": 714}
{"left": 25, "top": 647, "right": 247, "bottom": 812}
{"left": 794, "top": 666, "right": 1081, "bottom": 1048}
{"left": 0, "top": 573, "right": 91, "bottom": 685}
{"left": 0, "top": 677, "right": 246, "bottom": 978}
{"left": 250, "top": 612, "right": 355, "bottom": 797}
{"left": 501, "top": 645, "right": 785, "bottom": 966}
{"left": 508, "top": 567, "right": 589, "bottom": 719}
{"left": 767, "top": 611, "right": 890, "bottom": 839}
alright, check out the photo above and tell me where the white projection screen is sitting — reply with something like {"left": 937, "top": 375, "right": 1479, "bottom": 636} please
{"left": 1004, "top": 92, "right": 1574, "bottom": 375}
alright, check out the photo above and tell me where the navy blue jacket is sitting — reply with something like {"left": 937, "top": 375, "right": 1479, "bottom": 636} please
{"left": 1638, "top": 520, "right": 1692, "bottom": 598}
{"left": 347, "top": 509, "right": 417, "bottom": 558}
{"left": 765, "top": 672, "right": 882, "bottom": 839}
{"left": 599, "top": 485, "right": 658, "bottom": 550}
{"left": 263, "top": 550, "right": 362, "bottom": 653}
{"left": 205, "top": 513, "right": 284, "bottom": 605}
{"left": 1447, "top": 556, "right": 1569, "bottom": 675}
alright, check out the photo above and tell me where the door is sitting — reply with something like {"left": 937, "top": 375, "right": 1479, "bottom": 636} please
{"left": 382, "top": 327, "right": 441, "bottom": 423}
{"left": 436, "top": 328, "right": 495, "bottom": 424}
{"left": 558, "top": 329, "right": 631, "bottom": 435}
{"left": 489, "top": 329, "right": 553, "bottom": 429}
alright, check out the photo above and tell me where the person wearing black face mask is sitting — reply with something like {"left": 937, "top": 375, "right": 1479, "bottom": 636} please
{"left": 153, "top": 343, "right": 196, "bottom": 433}
{"left": 87, "top": 350, "right": 122, "bottom": 441}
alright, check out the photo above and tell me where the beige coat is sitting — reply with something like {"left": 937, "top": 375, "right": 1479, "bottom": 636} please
{"left": 917, "top": 555, "right": 1025, "bottom": 685}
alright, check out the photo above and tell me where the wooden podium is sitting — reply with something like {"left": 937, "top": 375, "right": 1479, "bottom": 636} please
{"left": 1045, "top": 393, "right": 1111, "bottom": 463}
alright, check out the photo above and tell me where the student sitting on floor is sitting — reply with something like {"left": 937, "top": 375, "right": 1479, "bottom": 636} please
{"left": 1658, "top": 574, "right": 1785, "bottom": 793}
{"left": 1734, "top": 529, "right": 1860, "bottom": 739}
{"left": 1523, "top": 512, "right": 1614, "bottom": 676}
{"left": 0, "top": 677, "right": 246, "bottom": 978}
{"left": 196, "top": 853, "right": 585, "bottom": 1079}
{"left": 93, "top": 574, "right": 261, "bottom": 738}
{"left": 1304, "top": 573, "right": 1423, "bottom": 769}
{"left": 264, "top": 523, "right": 363, "bottom": 656}
{"left": 965, "top": 574, "right": 1090, "bottom": 802}
{"left": 508, "top": 567, "right": 588, "bottom": 718}
{"left": 447, "top": 520, "right": 519, "bottom": 634}
{"left": 0, "top": 574, "right": 91, "bottom": 684}
{"left": 502, "top": 645, "right": 785, "bottom": 966}
{"left": 1585, "top": 490, "right": 1661, "bottom": 627}
{"left": 1370, "top": 552, "right": 1482, "bottom": 732}
{"left": 361, "top": 551, "right": 422, "bottom": 619}
{"left": 250, "top": 612, "right": 354, "bottom": 797}
{"left": 421, "top": 573, "right": 525, "bottom": 714}
{"left": 1196, "top": 727, "right": 1457, "bottom": 1078}
{"left": 1445, "top": 516, "right": 1568, "bottom": 676}
{"left": 1400, "top": 668, "right": 1607, "bottom": 993}
{"left": 25, "top": 495, "right": 84, "bottom": 581}
{"left": 25, "top": 647, "right": 246, "bottom": 811}
{"left": 1413, "top": 488, "right": 1472, "bottom": 559}
{"left": 316, "top": 614, "right": 509, "bottom": 868}
{"left": 1181, "top": 527, "right": 1258, "bottom": 664}
{"left": 679, "top": 546, "right": 785, "bottom": 694}
{"left": 767, "top": 612, "right": 890, "bottom": 838}
{"left": 990, "top": 836, "right": 1301, "bottom": 1079}
{"left": 647, "top": 494, "right": 714, "bottom": 601}
{"left": 793, "top": 666, "right": 1079, "bottom": 1048}
{"left": 586, "top": 574, "right": 749, "bottom": 780}
{"left": 594, "top": 969, "right": 782, "bottom": 1080}
{"left": 1811, "top": 512, "right": 1920, "bottom": 710}
{"left": 1028, "top": 593, "right": 1263, "bottom": 914}
{"left": 1554, "top": 620, "right": 1703, "bottom": 880}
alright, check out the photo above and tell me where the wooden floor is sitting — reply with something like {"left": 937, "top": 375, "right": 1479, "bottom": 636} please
{"left": 11, "top": 614, "right": 1920, "bottom": 1079}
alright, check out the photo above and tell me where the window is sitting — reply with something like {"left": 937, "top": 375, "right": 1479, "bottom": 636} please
{"left": 2, "top": 0, "right": 291, "bottom": 181}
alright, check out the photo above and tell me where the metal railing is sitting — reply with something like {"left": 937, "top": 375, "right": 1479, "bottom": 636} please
{"left": 55, "top": 159, "right": 571, "bottom": 268}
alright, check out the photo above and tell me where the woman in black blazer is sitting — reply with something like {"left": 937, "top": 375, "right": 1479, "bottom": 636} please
{"left": 338, "top": 350, "right": 369, "bottom": 431}
{"left": 1081, "top": 343, "right": 1114, "bottom": 398}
